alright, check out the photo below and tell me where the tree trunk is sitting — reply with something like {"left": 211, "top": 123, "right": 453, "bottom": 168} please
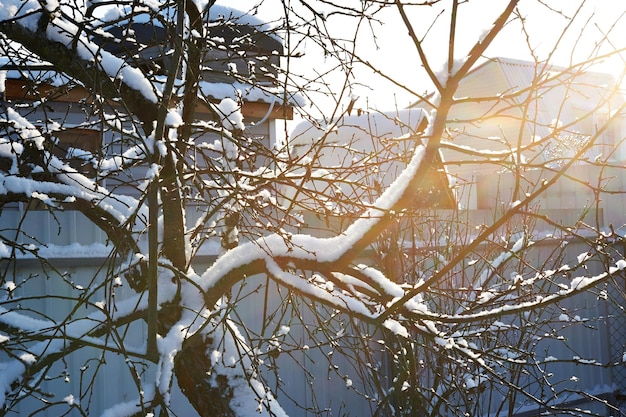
{"left": 175, "top": 334, "right": 236, "bottom": 417}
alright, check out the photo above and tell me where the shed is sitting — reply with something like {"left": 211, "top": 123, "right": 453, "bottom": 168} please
{"left": 287, "top": 108, "right": 455, "bottom": 230}
{"left": 411, "top": 57, "right": 626, "bottom": 209}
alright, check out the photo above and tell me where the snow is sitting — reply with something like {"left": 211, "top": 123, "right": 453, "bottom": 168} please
{"left": 47, "top": 21, "right": 158, "bottom": 103}
{"left": 0, "top": 108, "right": 146, "bottom": 224}
{"left": 156, "top": 324, "right": 187, "bottom": 405}
{"left": 0, "top": 242, "right": 9, "bottom": 258}
{"left": 263, "top": 257, "right": 376, "bottom": 318}
{"left": 2, "top": 2, "right": 624, "bottom": 416}
{"left": 275, "top": 326, "right": 290, "bottom": 337}
{"left": 464, "top": 374, "right": 478, "bottom": 390}
{"left": 570, "top": 275, "right": 596, "bottom": 290}
{"left": 63, "top": 394, "right": 76, "bottom": 406}
{"left": 100, "top": 385, "right": 155, "bottom": 417}
{"left": 383, "top": 319, "right": 409, "bottom": 338}
{"left": 435, "top": 58, "right": 467, "bottom": 87}
{"left": 165, "top": 110, "right": 183, "bottom": 128}
{"left": 476, "top": 290, "right": 496, "bottom": 304}
{"left": 0, "top": 2, "right": 159, "bottom": 104}
{"left": 434, "top": 337, "right": 454, "bottom": 349}
{"left": 216, "top": 98, "right": 245, "bottom": 131}
{"left": 355, "top": 264, "right": 404, "bottom": 298}
{"left": 19, "top": 353, "right": 36, "bottom": 364}
{"left": 155, "top": 309, "right": 290, "bottom": 417}
{"left": 210, "top": 4, "right": 277, "bottom": 36}
{"left": 440, "top": 138, "right": 529, "bottom": 159}
{"left": 610, "top": 259, "right": 626, "bottom": 273}
{"left": 577, "top": 251, "right": 592, "bottom": 264}
{"left": 199, "top": 80, "right": 305, "bottom": 107}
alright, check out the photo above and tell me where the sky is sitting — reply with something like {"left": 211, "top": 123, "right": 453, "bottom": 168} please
{"left": 215, "top": 0, "right": 626, "bottom": 114}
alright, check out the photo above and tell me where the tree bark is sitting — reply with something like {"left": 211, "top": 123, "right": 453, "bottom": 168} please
{"left": 175, "top": 333, "right": 236, "bottom": 417}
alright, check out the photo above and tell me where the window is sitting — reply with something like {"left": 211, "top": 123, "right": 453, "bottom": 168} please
{"left": 53, "top": 128, "right": 101, "bottom": 175}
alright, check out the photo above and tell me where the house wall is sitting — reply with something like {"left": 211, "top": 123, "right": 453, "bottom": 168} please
{"left": 224, "top": 274, "right": 385, "bottom": 417}
{"left": 474, "top": 163, "right": 626, "bottom": 231}
{"left": 0, "top": 84, "right": 298, "bottom": 413}
{"left": 486, "top": 238, "right": 622, "bottom": 416}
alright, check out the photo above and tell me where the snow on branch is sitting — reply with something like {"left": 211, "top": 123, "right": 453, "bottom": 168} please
{"left": 197, "top": 142, "right": 427, "bottom": 293}
{"left": 0, "top": 1, "right": 160, "bottom": 127}
{"left": 404, "top": 257, "right": 626, "bottom": 325}
{"left": 47, "top": 18, "right": 158, "bottom": 102}
{"left": 0, "top": 106, "right": 146, "bottom": 224}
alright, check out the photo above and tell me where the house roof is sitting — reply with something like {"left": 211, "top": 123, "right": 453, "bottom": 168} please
{"left": 467, "top": 57, "right": 621, "bottom": 109}
{"left": 410, "top": 57, "right": 624, "bottom": 181}
{"left": 413, "top": 57, "right": 620, "bottom": 110}
{"left": 468, "top": 57, "right": 616, "bottom": 84}
{"left": 0, "top": 5, "right": 304, "bottom": 116}
{"left": 97, "top": 15, "right": 283, "bottom": 58}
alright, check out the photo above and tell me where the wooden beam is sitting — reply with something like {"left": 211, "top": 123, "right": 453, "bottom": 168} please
{"left": 242, "top": 100, "right": 293, "bottom": 120}
{"left": 4, "top": 79, "right": 294, "bottom": 120}
{"left": 196, "top": 99, "right": 293, "bottom": 120}
{"left": 5, "top": 78, "right": 91, "bottom": 103}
